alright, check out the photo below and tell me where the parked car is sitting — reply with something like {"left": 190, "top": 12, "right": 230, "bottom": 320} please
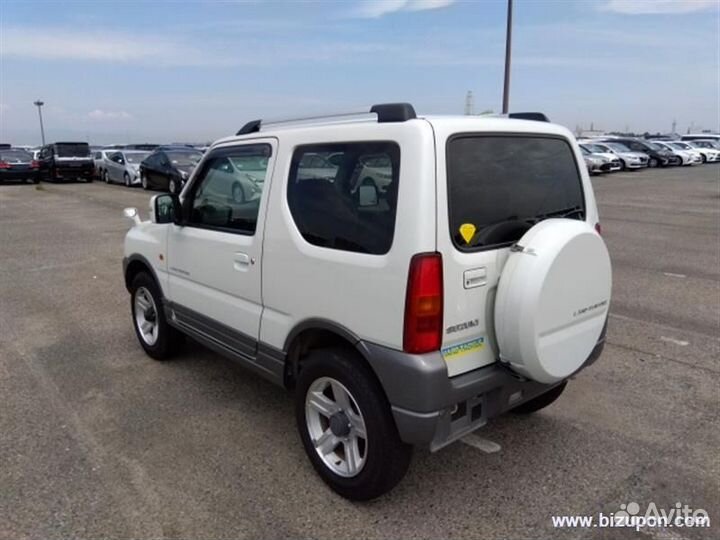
{"left": 122, "top": 103, "right": 611, "bottom": 500}
{"left": 93, "top": 149, "right": 112, "bottom": 179}
{"left": 600, "top": 138, "right": 678, "bottom": 167}
{"left": 103, "top": 150, "right": 151, "bottom": 187}
{"left": 578, "top": 144, "right": 621, "bottom": 172}
{"left": 673, "top": 141, "right": 719, "bottom": 163}
{"left": 0, "top": 147, "right": 40, "bottom": 184}
{"left": 580, "top": 145, "right": 610, "bottom": 174}
{"left": 38, "top": 142, "right": 94, "bottom": 182}
{"left": 581, "top": 141, "right": 648, "bottom": 170}
{"left": 651, "top": 140, "right": 701, "bottom": 166}
{"left": 139, "top": 146, "right": 203, "bottom": 193}
{"left": 686, "top": 140, "right": 720, "bottom": 161}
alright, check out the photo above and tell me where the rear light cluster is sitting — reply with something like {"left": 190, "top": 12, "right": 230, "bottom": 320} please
{"left": 0, "top": 161, "right": 10, "bottom": 169}
{"left": 31, "top": 160, "right": 40, "bottom": 169}
{"left": 595, "top": 222, "right": 602, "bottom": 235}
{"left": 403, "top": 253, "right": 443, "bottom": 354}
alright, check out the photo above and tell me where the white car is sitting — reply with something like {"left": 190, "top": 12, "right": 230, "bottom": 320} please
{"left": 93, "top": 149, "right": 112, "bottom": 179}
{"left": 677, "top": 141, "right": 720, "bottom": 163}
{"left": 122, "top": 103, "right": 611, "bottom": 500}
{"left": 102, "top": 150, "right": 151, "bottom": 186}
{"left": 579, "top": 141, "right": 648, "bottom": 170}
{"left": 579, "top": 143, "right": 622, "bottom": 172}
{"left": 651, "top": 140, "right": 701, "bottom": 166}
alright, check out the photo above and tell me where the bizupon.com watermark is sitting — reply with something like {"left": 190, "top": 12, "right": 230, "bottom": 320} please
{"left": 552, "top": 501, "right": 711, "bottom": 532}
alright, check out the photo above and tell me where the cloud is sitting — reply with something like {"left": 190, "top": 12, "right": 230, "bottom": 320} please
{"left": 0, "top": 27, "right": 237, "bottom": 66}
{"left": 600, "top": 0, "right": 717, "bottom": 14}
{"left": 87, "top": 110, "right": 133, "bottom": 121}
{"left": 352, "top": 0, "right": 455, "bottom": 18}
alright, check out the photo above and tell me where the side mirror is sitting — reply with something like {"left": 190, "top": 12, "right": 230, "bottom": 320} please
{"left": 151, "top": 193, "right": 182, "bottom": 225}
{"left": 123, "top": 207, "right": 142, "bottom": 226}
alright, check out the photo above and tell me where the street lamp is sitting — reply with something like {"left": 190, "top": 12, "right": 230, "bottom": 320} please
{"left": 501, "top": 0, "right": 513, "bottom": 114}
{"left": 33, "top": 100, "right": 46, "bottom": 145}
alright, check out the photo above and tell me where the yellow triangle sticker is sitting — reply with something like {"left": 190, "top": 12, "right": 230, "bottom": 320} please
{"left": 459, "top": 223, "right": 476, "bottom": 244}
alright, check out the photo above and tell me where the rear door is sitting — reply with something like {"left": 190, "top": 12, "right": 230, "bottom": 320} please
{"left": 166, "top": 139, "right": 277, "bottom": 357}
{"left": 435, "top": 129, "right": 587, "bottom": 376}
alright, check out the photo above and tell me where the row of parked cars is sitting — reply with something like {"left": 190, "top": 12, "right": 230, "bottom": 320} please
{"left": 0, "top": 141, "right": 205, "bottom": 191}
{"left": 2, "top": 132, "right": 719, "bottom": 188}
{"left": 578, "top": 135, "right": 720, "bottom": 175}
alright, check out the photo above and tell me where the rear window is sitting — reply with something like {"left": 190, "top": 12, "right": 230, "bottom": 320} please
{"left": 447, "top": 135, "right": 584, "bottom": 251}
{"left": 287, "top": 142, "right": 400, "bottom": 255}
{"left": 55, "top": 143, "right": 90, "bottom": 157}
{"left": 0, "top": 149, "right": 33, "bottom": 162}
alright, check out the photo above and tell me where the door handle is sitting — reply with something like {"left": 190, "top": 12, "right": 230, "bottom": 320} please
{"left": 233, "top": 252, "right": 254, "bottom": 271}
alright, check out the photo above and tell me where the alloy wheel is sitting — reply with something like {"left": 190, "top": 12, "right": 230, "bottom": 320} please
{"left": 134, "top": 287, "right": 159, "bottom": 346}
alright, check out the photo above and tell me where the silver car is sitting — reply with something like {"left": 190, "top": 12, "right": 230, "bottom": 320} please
{"left": 583, "top": 141, "right": 649, "bottom": 170}
{"left": 103, "top": 150, "right": 151, "bottom": 187}
{"left": 94, "top": 150, "right": 112, "bottom": 179}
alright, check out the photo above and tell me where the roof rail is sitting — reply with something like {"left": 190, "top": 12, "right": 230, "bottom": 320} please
{"left": 508, "top": 112, "right": 550, "bottom": 122}
{"left": 235, "top": 102, "right": 416, "bottom": 135}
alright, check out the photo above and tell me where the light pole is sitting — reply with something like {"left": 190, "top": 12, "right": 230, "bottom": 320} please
{"left": 33, "top": 100, "right": 46, "bottom": 145}
{"left": 501, "top": 0, "right": 513, "bottom": 114}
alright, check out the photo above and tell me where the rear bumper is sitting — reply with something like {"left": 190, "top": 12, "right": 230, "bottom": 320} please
{"left": 53, "top": 165, "right": 94, "bottom": 179}
{"left": 0, "top": 169, "right": 40, "bottom": 181}
{"left": 361, "top": 323, "right": 607, "bottom": 450}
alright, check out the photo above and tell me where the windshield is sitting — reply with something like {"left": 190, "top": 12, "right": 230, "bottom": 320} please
{"left": 671, "top": 142, "right": 690, "bottom": 150}
{"left": 0, "top": 149, "right": 33, "bottom": 162}
{"left": 447, "top": 135, "right": 584, "bottom": 250}
{"left": 606, "top": 142, "right": 631, "bottom": 152}
{"left": 580, "top": 146, "right": 590, "bottom": 155}
{"left": 586, "top": 144, "right": 606, "bottom": 153}
{"left": 645, "top": 142, "right": 663, "bottom": 151}
{"left": 166, "top": 151, "right": 202, "bottom": 167}
{"left": 55, "top": 143, "right": 91, "bottom": 157}
{"left": 228, "top": 155, "right": 269, "bottom": 173}
{"left": 124, "top": 152, "right": 150, "bottom": 164}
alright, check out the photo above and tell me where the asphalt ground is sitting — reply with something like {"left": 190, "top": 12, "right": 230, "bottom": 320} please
{"left": 0, "top": 164, "right": 718, "bottom": 540}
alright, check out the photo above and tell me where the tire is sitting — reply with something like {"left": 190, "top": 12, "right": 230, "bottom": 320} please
{"left": 124, "top": 173, "right": 131, "bottom": 187}
{"left": 648, "top": 158, "right": 658, "bottom": 168}
{"left": 103, "top": 170, "right": 110, "bottom": 183}
{"left": 168, "top": 178, "right": 178, "bottom": 194}
{"left": 129, "top": 272, "right": 182, "bottom": 360}
{"left": 141, "top": 173, "right": 149, "bottom": 190}
{"left": 295, "top": 348, "right": 412, "bottom": 501}
{"left": 231, "top": 181, "right": 245, "bottom": 203}
{"left": 511, "top": 381, "right": 567, "bottom": 414}
{"left": 619, "top": 159, "right": 627, "bottom": 171}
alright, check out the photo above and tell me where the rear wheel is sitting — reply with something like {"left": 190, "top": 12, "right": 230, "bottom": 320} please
{"left": 512, "top": 381, "right": 567, "bottom": 414}
{"left": 295, "top": 348, "right": 412, "bottom": 501}
{"left": 129, "top": 272, "right": 181, "bottom": 360}
{"left": 103, "top": 170, "right": 110, "bottom": 183}
{"left": 124, "top": 173, "right": 131, "bottom": 187}
{"left": 141, "top": 173, "right": 149, "bottom": 190}
{"left": 168, "top": 178, "right": 178, "bottom": 194}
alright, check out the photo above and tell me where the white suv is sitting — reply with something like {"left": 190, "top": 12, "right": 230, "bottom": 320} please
{"left": 122, "top": 103, "right": 612, "bottom": 500}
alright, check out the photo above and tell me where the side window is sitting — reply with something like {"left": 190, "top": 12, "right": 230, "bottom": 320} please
{"left": 94, "top": 152, "right": 101, "bottom": 159}
{"left": 186, "top": 144, "right": 271, "bottom": 234}
{"left": 287, "top": 141, "right": 400, "bottom": 255}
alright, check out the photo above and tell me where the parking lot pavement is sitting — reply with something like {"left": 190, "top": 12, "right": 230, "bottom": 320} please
{"left": 0, "top": 168, "right": 718, "bottom": 539}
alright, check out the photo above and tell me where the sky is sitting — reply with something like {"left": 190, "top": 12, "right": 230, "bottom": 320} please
{"left": 0, "top": 0, "right": 718, "bottom": 145}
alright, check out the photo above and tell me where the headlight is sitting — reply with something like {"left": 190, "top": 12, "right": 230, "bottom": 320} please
{"left": 179, "top": 170, "right": 188, "bottom": 180}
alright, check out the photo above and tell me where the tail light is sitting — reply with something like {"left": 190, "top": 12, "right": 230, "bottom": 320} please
{"left": 403, "top": 253, "right": 443, "bottom": 354}
{"left": 0, "top": 161, "right": 10, "bottom": 169}
{"left": 30, "top": 160, "right": 40, "bottom": 169}
{"left": 595, "top": 222, "right": 602, "bottom": 235}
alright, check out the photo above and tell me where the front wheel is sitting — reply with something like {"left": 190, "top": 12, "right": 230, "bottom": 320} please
{"left": 103, "top": 170, "right": 110, "bottom": 183}
{"left": 168, "top": 178, "right": 178, "bottom": 194}
{"left": 124, "top": 173, "right": 131, "bottom": 187}
{"left": 648, "top": 158, "right": 658, "bottom": 168}
{"left": 130, "top": 272, "right": 182, "bottom": 360}
{"left": 295, "top": 348, "right": 412, "bottom": 501}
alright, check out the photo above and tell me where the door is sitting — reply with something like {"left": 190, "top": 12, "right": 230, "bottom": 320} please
{"left": 107, "top": 152, "right": 124, "bottom": 182}
{"left": 166, "top": 139, "right": 277, "bottom": 357}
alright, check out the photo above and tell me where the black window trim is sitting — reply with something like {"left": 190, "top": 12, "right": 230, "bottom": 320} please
{"left": 181, "top": 142, "right": 273, "bottom": 237}
{"left": 445, "top": 131, "right": 586, "bottom": 253}
{"left": 286, "top": 139, "right": 402, "bottom": 256}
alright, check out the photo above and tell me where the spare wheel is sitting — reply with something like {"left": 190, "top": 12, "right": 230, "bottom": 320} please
{"left": 494, "top": 219, "right": 612, "bottom": 384}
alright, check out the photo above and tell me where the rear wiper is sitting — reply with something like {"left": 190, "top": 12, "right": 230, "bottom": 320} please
{"left": 525, "top": 206, "right": 584, "bottom": 225}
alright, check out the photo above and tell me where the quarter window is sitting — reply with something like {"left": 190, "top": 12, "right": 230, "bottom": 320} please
{"left": 186, "top": 144, "right": 271, "bottom": 234}
{"left": 287, "top": 142, "right": 400, "bottom": 255}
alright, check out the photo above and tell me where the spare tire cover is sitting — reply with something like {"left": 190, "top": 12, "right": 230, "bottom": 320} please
{"left": 494, "top": 219, "right": 612, "bottom": 384}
